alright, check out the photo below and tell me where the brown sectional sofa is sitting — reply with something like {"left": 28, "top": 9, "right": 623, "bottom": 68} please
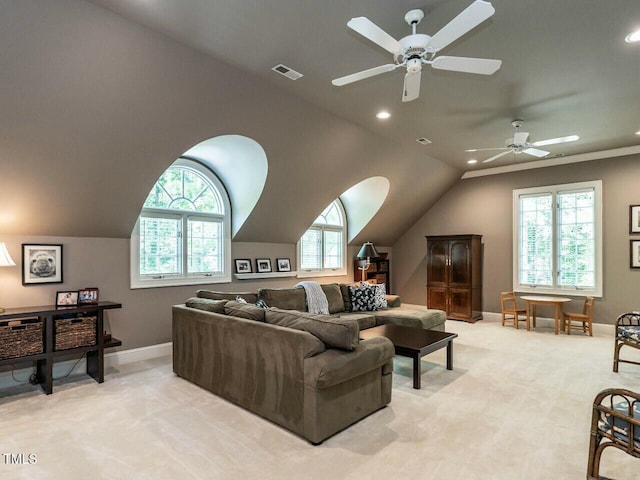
{"left": 172, "top": 284, "right": 446, "bottom": 444}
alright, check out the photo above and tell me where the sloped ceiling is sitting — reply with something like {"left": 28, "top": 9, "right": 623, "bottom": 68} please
{"left": 0, "top": 0, "right": 460, "bottom": 245}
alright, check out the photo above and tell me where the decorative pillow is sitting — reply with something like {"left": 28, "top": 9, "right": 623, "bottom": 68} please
{"left": 367, "top": 282, "right": 388, "bottom": 309}
{"left": 224, "top": 300, "right": 266, "bottom": 322}
{"left": 185, "top": 297, "right": 227, "bottom": 314}
{"left": 196, "top": 290, "right": 258, "bottom": 304}
{"left": 349, "top": 284, "right": 377, "bottom": 312}
{"left": 255, "top": 299, "right": 269, "bottom": 309}
{"left": 235, "top": 295, "right": 248, "bottom": 304}
{"left": 265, "top": 308, "right": 359, "bottom": 351}
{"left": 321, "top": 283, "right": 346, "bottom": 314}
{"left": 257, "top": 288, "right": 307, "bottom": 311}
{"left": 339, "top": 283, "right": 360, "bottom": 312}
{"left": 386, "top": 294, "right": 401, "bottom": 308}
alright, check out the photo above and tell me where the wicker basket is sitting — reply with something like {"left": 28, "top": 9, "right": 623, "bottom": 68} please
{"left": 0, "top": 318, "right": 44, "bottom": 360}
{"left": 55, "top": 316, "right": 97, "bottom": 351}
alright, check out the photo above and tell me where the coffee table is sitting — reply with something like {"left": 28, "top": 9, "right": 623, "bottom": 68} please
{"left": 360, "top": 324, "right": 458, "bottom": 389}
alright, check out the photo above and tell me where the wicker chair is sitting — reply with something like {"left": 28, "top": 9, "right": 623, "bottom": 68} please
{"left": 613, "top": 312, "right": 640, "bottom": 372}
{"left": 563, "top": 296, "right": 595, "bottom": 336}
{"left": 500, "top": 291, "right": 527, "bottom": 329}
{"left": 587, "top": 388, "right": 640, "bottom": 479}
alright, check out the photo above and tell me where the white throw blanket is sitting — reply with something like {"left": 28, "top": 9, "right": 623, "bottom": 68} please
{"left": 295, "top": 281, "right": 329, "bottom": 314}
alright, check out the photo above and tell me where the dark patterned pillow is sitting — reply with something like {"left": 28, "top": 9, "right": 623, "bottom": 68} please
{"left": 349, "top": 284, "right": 377, "bottom": 312}
{"left": 235, "top": 295, "right": 248, "bottom": 304}
{"left": 255, "top": 299, "right": 269, "bottom": 309}
{"left": 365, "top": 282, "right": 388, "bottom": 309}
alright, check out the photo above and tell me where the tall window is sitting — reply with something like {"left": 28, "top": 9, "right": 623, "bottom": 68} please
{"left": 131, "top": 159, "right": 231, "bottom": 288}
{"left": 513, "top": 180, "right": 602, "bottom": 296}
{"left": 298, "top": 200, "right": 347, "bottom": 276}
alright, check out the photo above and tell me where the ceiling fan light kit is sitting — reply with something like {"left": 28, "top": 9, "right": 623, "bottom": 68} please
{"left": 332, "top": 0, "right": 502, "bottom": 102}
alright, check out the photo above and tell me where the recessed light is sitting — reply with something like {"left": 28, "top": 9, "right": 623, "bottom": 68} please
{"left": 625, "top": 29, "right": 640, "bottom": 43}
{"left": 635, "top": 130, "right": 640, "bottom": 135}
{"left": 376, "top": 111, "right": 391, "bottom": 119}
{"left": 467, "top": 159, "right": 478, "bottom": 165}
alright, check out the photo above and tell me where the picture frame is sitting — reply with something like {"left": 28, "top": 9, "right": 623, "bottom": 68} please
{"left": 276, "top": 258, "right": 291, "bottom": 272}
{"left": 631, "top": 240, "right": 640, "bottom": 269}
{"left": 78, "top": 287, "right": 100, "bottom": 305}
{"left": 22, "top": 244, "right": 63, "bottom": 285}
{"left": 630, "top": 205, "right": 640, "bottom": 234}
{"left": 256, "top": 258, "right": 272, "bottom": 273}
{"left": 235, "top": 259, "right": 252, "bottom": 274}
{"left": 55, "top": 290, "right": 78, "bottom": 308}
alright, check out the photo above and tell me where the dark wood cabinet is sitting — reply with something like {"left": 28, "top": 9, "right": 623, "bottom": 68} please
{"left": 426, "top": 235, "right": 482, "bottom": 322}
{"left": 354, "top": 258, "right": 391, "bottom": 293}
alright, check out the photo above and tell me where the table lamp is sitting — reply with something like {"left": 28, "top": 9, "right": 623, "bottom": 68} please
{"left": 0, "top": 242, "right": 16, "bottom": 313}
{"left": 356, "top": 242, "right": 378, "bottom": 282}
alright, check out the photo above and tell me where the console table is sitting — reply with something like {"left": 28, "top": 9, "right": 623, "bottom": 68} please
{"left": 0, "top": 301, "right": 121, "bottom": 394}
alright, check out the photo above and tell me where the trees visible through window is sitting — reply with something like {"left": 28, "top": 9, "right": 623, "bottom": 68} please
{"left": 513, "top": 180, "right": 602, "bottom": 296}
{"left": 131, "top": 159, "right": 231, "bottom": 288}
{"left": 298, "top": 200, "right": 347, "bottom": 276}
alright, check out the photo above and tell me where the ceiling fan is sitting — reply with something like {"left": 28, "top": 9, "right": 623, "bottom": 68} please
{"left": 466, "top": 119, "right": 580, "bottom": 163}
{"left": 331, "top": 0, "right": 502, "bottom": 102}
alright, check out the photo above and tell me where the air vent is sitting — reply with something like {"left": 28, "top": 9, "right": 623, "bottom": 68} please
{"left": 416, "top": 137, "right": 432, "bottom": 145}
{"left": 271, "top": 64, "right": 303, "bottom": 80}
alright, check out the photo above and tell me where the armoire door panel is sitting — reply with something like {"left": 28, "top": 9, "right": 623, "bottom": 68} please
{"left": 449, "top": 240, "right": 471, "bottom": 286}
{"left": 427, "top": 240, "right": 449, "bottom": 286}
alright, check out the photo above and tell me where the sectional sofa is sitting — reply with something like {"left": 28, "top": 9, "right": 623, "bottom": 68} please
{"left": 172, "top": 283, "right": 446, "bottom": 443}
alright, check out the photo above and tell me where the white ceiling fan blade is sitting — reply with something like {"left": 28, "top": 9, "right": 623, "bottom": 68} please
{"left": 347, "top": 17, "right": 402, "bottom": 55}
{"left": 332, "top": 64, "right": 398, "bottom": 86}
{"left": 402, "top": 71, "right": 421, "bottom": 102}
{"left": 483, "top": 150, "right": 512, "bottom": 163}
{"left": 532, "top": 135, "right": 580, "bottom": 147}
{"left": 523, "top": 148, "right": 550, "bottom": 158}
{"left": 431, "top": 56, "right": 502, "bottom": 75}
{"left": 428, "top": 0, "right": 496, "bottom": 53}
{"left": 465, "top": 147, "right": 509, "bottom": 152}
{"left": 513, "top": 131, "right": 529, "bottom": 145}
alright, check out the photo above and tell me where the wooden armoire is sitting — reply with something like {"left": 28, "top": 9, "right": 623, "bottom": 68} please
{"left": 426, "top": 235, "right": 482, "bottom": 323}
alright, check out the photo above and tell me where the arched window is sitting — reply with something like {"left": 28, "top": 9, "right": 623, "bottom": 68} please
{"left": 130, "top": 159, "right": 231, "bottom": 288}
{"left": 297, "top": 200, "right": 347, "bottom": 276}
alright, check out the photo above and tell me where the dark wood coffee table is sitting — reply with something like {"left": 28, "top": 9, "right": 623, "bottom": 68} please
{"left": 360, "top": 324, "right": 458, "bottom": 389}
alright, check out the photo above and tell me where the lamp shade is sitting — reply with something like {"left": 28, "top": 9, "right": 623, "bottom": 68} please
{"left": 356, "top": 242, "right": 379, "bottom": 260}
{"left": 0, "top": 242, "right": 16, "bottom": 267}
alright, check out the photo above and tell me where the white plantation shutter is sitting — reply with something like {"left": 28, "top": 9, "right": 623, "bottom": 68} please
{"left": 298, "top": 200, "right": 347, "bottom": 275}
{"left": 139, "top": 216, "right": 181, "bottom": 276}
{"left": 323, "top": 229, "right": 342, "bottom": 269}
{"left": 187, "top": 218, "right": 223, "bottom": 274}
{"left": 300, "top": 227, "right": 322, "bottom": 270}
{"left": 513, "top": 181, "right": 601, "bottom": 296}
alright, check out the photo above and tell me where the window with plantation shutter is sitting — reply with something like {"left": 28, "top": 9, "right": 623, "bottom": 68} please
{"left": 513, "top": 180, "right": 602, "bottom": 296}
{"left": 298, "top": 200, "right": 347, "bottom": 277}
{"left": 131, "top": 159, "right": 231, "bottom": 288}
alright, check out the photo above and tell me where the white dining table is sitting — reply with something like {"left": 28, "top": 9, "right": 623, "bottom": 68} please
{"left": 520, "top": 295, "right": 572, "bottom": 335}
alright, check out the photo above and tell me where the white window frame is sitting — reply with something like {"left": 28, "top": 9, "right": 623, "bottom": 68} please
{"left": 130, "top": 159, "right": 231, "bottom": 288}
{"left": 512, "top": 180, "right": 602, "bottom": 297}
{"left": 297, "top": 200, "right": 347, "bottom": 278}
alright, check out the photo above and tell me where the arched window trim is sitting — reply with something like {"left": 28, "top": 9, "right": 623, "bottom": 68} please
{"left": 297, "top": 199, "right": 348, "bottom": 278}
{"left": 130, "top": 158, "right": 232, "bottom": 289}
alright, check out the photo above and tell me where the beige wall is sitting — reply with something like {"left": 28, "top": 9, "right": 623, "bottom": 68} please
{"left": 392, "top": 154, "right": 640, "bottom": 324}
{"left": 0, "top": 236, "right": 390, "bottom": 350}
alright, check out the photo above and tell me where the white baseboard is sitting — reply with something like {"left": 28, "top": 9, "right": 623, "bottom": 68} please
{"left": 479, "top": 311, "right": 614, "bottom": 335}
{"left": 0, "top": 342, "right": 172, "bottom": 391}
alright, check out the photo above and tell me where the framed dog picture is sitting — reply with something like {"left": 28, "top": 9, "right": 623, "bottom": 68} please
{"left": 235, "top": 259, "right": 252, "bottom": 274}
{"left": 22, "top": 244, "right": 63, "bottom": 285}
{"left": 256, "top": 258, "right": 272, "bottom": 273}
{"left": 276, "top": 258, "right": 291, "bottom": 272}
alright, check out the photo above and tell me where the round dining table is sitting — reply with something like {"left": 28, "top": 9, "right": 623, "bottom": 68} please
{"left": 520, "top": 295, "right": 572, "bottom": 335}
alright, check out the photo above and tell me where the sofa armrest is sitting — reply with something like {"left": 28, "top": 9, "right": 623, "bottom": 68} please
{"left": 304, "top": 337, "right": 394, "bottom": 390}
{"left": 385, "top": 294, "right": 401, "bottom": 307}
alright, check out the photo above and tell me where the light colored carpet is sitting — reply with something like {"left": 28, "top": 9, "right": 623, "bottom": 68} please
{"left": 2, "top": 318, "right": 640, "bottom": 479}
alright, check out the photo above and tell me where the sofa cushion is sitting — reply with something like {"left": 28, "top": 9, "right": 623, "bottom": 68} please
{"left": 224, "top": 300, "right": 266, "bottom": 322}
{"left": 386, "top": 295, "right": 401, "bottom": 308}
{"left": 372, "top": 305, "right": 446, "bottom": 330}
{"left": 339, "top": 313, "right": 376, "bottom": 330}
{"left": 321, "top": 283, "right": 346, "bottom": 314}
{"left": 185, "top": 297, "right": 228, "bottom": 314}
{"left": 349, "top": 284, "right": 378, "bottom": 312}
{"left": 197, "top": 289, "right": 258, "bottom": 304}
{"left": 258, "top": 288, "right": 307, "bottom": 311}
{"left": 265, "top": 309, "right": 359, "bottom": 351}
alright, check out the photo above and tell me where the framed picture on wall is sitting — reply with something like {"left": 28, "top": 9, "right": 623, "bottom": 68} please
{"left": 631, "top": 240, "right": 640, "bottom": 269}
{"left": 276, "top": 258, "right": 291, "bottom": 272}
{"left": 256, "top": 258, "right": 272, "bottom": 273}
{"left": 234, "top": 259, "right": 252, "bottom": 274}
{"left": 22, "top": 244, "right": 63, "bottom": 285}
{"left": 630, "top": 205, "right": 640, "bottom": 234}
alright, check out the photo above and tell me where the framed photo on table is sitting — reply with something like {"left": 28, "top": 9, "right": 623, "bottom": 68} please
{"left": 630, "top": 205, "right": 640, "bottom": 234}
{"left": 22, "top": 244, "right": 63, "bottom": 285}
{"left": 56, "top": 290, "right": 78, "bottom": 308}
{"left": 78, "top": 287, "right": 100, "bottom": 305}
{"left": 256, "top": 258, "right": 272, "bottom": 273}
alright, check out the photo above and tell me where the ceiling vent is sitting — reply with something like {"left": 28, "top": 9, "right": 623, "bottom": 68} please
{"left": 416, "top": 137, "right": 432, "bottom": 145}
{"left": 271, "top": 64, "right": 303, "bottom": 80}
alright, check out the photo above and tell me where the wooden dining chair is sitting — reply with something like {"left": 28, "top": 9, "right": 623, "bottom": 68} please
{"left": 500, "top": 291, "right": 527, "bottom": 329}
{"left": 563, "top": 296, "right": 595, "bottom": 336}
